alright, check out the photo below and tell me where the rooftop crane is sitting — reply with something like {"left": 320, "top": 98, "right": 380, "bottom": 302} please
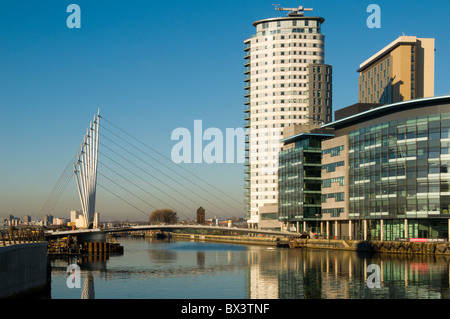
{"left": 273, "top": 4, "right": 313, "bottom": 16}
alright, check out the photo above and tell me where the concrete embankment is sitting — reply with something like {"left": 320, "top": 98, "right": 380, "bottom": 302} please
{"left": 0, "top": 242, "right": 50, "bottom": 298}
{"left": 173, "top": 233, "right": 450, "bottom": 256}
{"left": 295, "top": 238, "right": 450, "bottom": 255}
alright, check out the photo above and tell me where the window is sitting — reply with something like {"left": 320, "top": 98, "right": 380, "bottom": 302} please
{"left": 322, "top": 145, "right": 345, "bottom": 157}
{"left": 322, "top": 192, "right": 345, "bottom": 203}
{"left": 322, "top": 177, "right": 345, "bottom": 188}
{"left": 322, "top": 161, "right": 344, "bottom": 173}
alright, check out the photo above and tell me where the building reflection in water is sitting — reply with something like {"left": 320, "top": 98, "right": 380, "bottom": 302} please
{"left": 50, "top": 240, "right": 450, "bottom": 299}
{"left": 81, "top": 272, "right": 95, "bottom": 299}
{"left": 247, "top": 247, "right": 450, "bottom": 299}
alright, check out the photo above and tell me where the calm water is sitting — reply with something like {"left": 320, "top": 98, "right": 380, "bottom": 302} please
{"left": 49, "top": 237, "right": 450, "bottom": 299}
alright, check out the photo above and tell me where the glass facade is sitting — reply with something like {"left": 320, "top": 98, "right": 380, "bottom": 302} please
{"left": 278, "top": 135, "right": 329, "bottom": 224}
{"left": 348, "top": 112, "right": 450, "bottom": 238}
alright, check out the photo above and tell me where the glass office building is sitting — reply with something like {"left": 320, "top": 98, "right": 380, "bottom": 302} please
{"left": 322, "top": 95, "right": 450, "bottom": 240}
{"left": 278, "top": 132, "right": 333, "bottom": 232}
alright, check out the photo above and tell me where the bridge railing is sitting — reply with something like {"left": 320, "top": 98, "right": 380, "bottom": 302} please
{"left": 0, "top": 228, "right": 46, "bottom": 246}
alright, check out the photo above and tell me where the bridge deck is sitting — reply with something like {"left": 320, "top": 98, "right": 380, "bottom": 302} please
{"left": 46, "top": 224, "right": 301, "bottom": 238}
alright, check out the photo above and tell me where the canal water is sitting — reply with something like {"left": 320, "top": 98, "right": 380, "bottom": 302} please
{"left": 49, "top": 237, "right": 450, "bottom": 299}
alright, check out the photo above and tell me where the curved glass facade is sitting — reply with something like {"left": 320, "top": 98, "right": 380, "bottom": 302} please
{"left": 349, "top": 112, "right": 450, "bottom": 220}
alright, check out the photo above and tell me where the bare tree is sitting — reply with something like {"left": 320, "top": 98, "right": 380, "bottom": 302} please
{"left": 149, "top": 209, "right": 178, "bottom": 225}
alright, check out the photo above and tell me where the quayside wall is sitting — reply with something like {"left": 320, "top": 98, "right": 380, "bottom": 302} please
{"left": 172, "top": 233, "right": 450, "bottom": 255}
{"left": 295, "top": 239, "right": 450, "bottom": 255}
{"left": 0, "top": 242, "right": 50, "bottom": 298}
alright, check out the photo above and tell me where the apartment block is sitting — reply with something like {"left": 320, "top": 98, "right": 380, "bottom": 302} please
{"left": 358, "top": 36, "right": 435, "bottom": 104}
{"left": 244, "top": 5, "right": 332, "bottom": 228}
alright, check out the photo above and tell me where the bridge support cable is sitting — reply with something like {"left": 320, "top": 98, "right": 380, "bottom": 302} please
{"left": 77, "top": 145, "right": 194, "bottom": 220}
{"left": 73, "top": 111, "right": 100, "bottom": 228}
{"left": 98, "top": 141, "right": 229, "bottom": 219}
{"left": 100, "top": 129, "right": 242, "bottom": 217}
{"left": 98, "top": 151, "right": 213, "bottom": 220}
{"left": 97, "top": 161, "right": 193, "bottom": 220}
{"left": 99, "top": 120, "right": 244, "bottom": 218}
{"left": 35, "top": 150, "right": 79, "bottom": 222}
{"left": 96, "top": 183, "right": 150, "bottom": 217}
{"left": 100, "top": 121, "right": 244, "bottom": 214}
{"left": 101, "top": 117, "right": 244, "bottom": 208}
{"left": 79, "top": 146, "right": 193, "bottom": 220}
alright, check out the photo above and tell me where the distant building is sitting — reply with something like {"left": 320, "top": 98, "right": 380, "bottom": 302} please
{"left": 197, "top": 207, "right": 205, "bottom": 225}
{"left": 53, "top": 218, "right": 69, "bottom": 226}
{"left": 42, "top": 215, "right": 53, "bottom": 227}
{"left": 23, "top": 215, "right": 31, "bottom": 225}
{"left": 358, "top": 36, "right": 435, "bottom": 104}
{"left": 70, "top": 210, "right": 100, "bottom": 228}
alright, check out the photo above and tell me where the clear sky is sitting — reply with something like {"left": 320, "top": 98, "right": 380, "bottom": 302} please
{"left": 1, "top": 0, "right": 450, "bottom": 222}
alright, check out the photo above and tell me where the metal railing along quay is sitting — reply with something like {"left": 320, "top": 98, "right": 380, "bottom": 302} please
{"left": 0, "top": 228, "right": 46, "bottom": 246}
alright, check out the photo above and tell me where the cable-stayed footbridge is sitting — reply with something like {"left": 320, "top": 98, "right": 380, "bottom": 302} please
{"left": 38, "top": 112, "right": 297, "bottom": 239}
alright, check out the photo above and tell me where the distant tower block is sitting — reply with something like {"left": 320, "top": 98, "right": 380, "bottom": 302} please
{"left": 197, "top": 207, "right": 205, "bottom": 225}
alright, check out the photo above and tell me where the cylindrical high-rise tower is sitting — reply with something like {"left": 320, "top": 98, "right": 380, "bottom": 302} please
{"left": 244, "top": 5, "right": 332, "bottom": 228}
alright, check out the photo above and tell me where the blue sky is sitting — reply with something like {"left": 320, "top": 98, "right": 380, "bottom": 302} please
{"left": 1, "top": 0, "right": 450, "bottom": 221}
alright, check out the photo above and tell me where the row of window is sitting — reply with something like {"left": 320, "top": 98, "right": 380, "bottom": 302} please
{"left": 252, "top": 106, "right": 309, "bottom": 113}
{"left": 255, "top": 81, "right": 309, "bottom": 87}
{"left": 258, "top": 28, "right": 322, "bottom": 37}
{"left": 359, "top": 57, "right": 391, "bottom": 103}
{"left": 252, "top": 66, "right": 315, "bottom": 73}
{"left": 252, "top": 115, "right": 317, "bottom": 121}
{"left": 251, "top": 98, "right": 330, "bottom": 105}
{"left": 252, "top": 34, "right": 324, "bottom": 43}
{"left": 348, "top": 113, "right": 450, "bottom": 217}
{"left": 254, "top": 50, "right": 324, "bottom": 58}
{"left": 322, "top": 176, "right": 345, "bottom": 188}
{"left": 322, "top": 161, "right": 345, "bottom": 173}
{"left": 361, "top": 58, "right": 390, "bottom": 81}
{"left": 323, "top": 145, "right": 345, "bottom": 157}
{"left": 322, "top": 192, "right": 345, "bottom": 203}
{"left": 261, "top": 20, "right": 320, "bottom": 29}
{"left": 322, "top": 208, "right": 345, "bottom": 218}
{"left": 256, "top": 42, "right": 324, "bottom": 49}
{"left": 249, "top": 59, "right": 325, "bottom": 67}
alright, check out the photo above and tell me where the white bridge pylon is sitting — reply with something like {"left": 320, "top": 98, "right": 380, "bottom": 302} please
{"left": 74, "top": 111, "right": 100, "bottom": 229}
